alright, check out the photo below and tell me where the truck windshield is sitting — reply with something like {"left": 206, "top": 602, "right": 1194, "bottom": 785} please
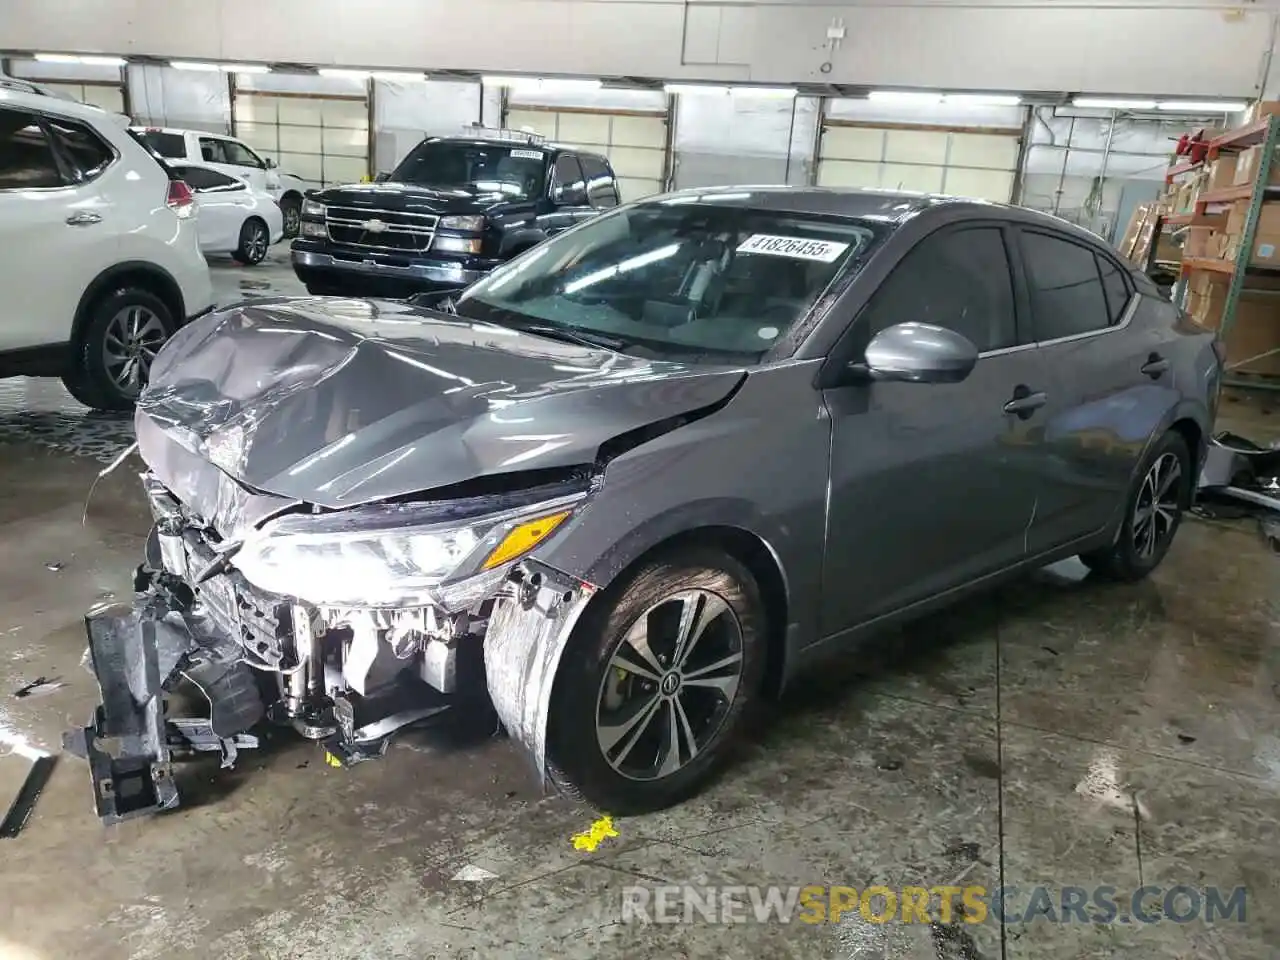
{"left": 390, "top": 141, "right": 547, "bottom": 199}
{"left": 456, "top": 199, "right": 878, "bottom": 364}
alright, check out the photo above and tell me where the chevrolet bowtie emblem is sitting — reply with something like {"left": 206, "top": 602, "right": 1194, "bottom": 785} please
{"left": 363, "top": 219, "right": 387, "bottom": 233}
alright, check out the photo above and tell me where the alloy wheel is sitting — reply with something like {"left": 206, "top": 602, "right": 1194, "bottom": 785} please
{"left": 103, "top": 305, "right": 166, "bottom": 396}
{"left": 283, "top": 205, "right": 300, "bottom": 236}
{"left": 595, "top": 589, "right": 744, "bottom": 781}
{"left": 1132, "top": 451, "right": 1183, "bottom": 559}
{"left": 245, "top": 222, "right": 269, "bottom": 262}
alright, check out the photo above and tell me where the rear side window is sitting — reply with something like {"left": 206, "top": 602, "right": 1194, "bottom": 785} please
{"left": 859, "top": 225, "right": 1018, "bottom": 353}
{"left": 138, "top": 131, "right": 186, "bottom": 159}
{"left": 199, "top": 137, "right": 227, "bottom": 163}
{"left": 580, "top": 155, "right": 619, "bottom": 208}
{"left": 45, "top": 118, "right": 113, "bottom": 182}
{"left": 1019, "top": 231, "right": 1111, "bottom": 340}
{"left": 552, "top": 153, "right": 586, "bottom": 203}
{"left": 0, "top": 108, "right": 64, "bottom": 189}
{"left": 174, "top": 165, "right": 241, "bottom": 191}
{"left": 1096, "top": 254, "right": 1132, "bottom": 324}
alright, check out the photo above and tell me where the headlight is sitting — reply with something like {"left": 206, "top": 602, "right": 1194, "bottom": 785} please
{"left": 230, "top": 492, "right": 582, "bottom": 607}
{"left": 432, "top": 235, "right": 483, "bottom": 254}
{"left": 438, "top": 214, "right": 486, "bottom": 232}
{"left": 300, "top": 221, "right": 327, "bottom": 238}
{"left": 302, "top": 198, "right": 326, "bottom": 218}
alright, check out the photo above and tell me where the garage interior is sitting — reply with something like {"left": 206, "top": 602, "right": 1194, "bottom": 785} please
{"left": 2, "top": 1, "right": 1280, "bottom": 958}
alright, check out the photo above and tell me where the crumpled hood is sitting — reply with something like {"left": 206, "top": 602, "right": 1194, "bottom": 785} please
{"left": 137, "top": 298, "right": 743, "bottom": 508}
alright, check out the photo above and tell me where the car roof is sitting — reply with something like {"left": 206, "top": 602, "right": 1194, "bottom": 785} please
{"left": 132, "top": 126, "right": 234, "bottom": 139}
{"left": 644, "top": 185, "right": 1110, "bottom": 246}
{"left": 0, "top": 86, "right": 129, "bottom": 126}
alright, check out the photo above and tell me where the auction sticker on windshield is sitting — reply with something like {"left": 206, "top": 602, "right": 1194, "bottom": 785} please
{"left": 509, "top": 149, "right": 544, "bottom": 160}
{"left": 736, "top": 234, "right": 850, "bottom": 262}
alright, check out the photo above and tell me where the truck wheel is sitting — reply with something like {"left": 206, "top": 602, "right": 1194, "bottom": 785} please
{"left": 232, "top": 218, "right": 270, "bottom": 265}
{"left": 545, "top": 548, "right": 766, "bottom": 814}
{"left": 62, "top": 288, "right": 174, "bottom": 411}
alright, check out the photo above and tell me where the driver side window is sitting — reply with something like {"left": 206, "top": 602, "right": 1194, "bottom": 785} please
{"left": 859, "top": 226, "right": 1018, "bottom": 354}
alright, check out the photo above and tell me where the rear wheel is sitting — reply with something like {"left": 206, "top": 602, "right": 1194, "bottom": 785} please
{"left": 280, "top": 195, "right": 302, "bottom": 238}
{"left": 62, "top": 288, "right": 173, "bottom": 411}
{"left": 546, "top": 549, "right": 766, "bottom": 814}
{"left": 232, "top": 217, "right": 270, "bottom": 265}
{"left": 1079, "top": 430, "right": 1191, "bottom": 581}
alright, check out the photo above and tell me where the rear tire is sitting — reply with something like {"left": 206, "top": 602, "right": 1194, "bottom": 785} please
{"left": 546, "top": 548, "right": 766, "bottom": 814}
{"left": 1079, "top": 430, "right": 1192, "bottom": 581}
{"left": 232, "top": 217, "right": 270, "bottom": 265}
{"left": 62, "top": 288, "right": 174, "bottom": 411}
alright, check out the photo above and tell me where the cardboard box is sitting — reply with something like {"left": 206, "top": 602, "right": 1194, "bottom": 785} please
{"left": 1207, "top": 154, "right": 1239, "bottom": 190}
{"left": 1232, "top": 144, "right": 1280, "bottom": 187}
{"left": 1246, "top": 100, "right": 1280, "bottom": 124}
{"left": 1223, "top": 297, "right": 1280, "bottom": 375}
{"left": 1184, "top": 226, "right": 1212, "bottom": 258}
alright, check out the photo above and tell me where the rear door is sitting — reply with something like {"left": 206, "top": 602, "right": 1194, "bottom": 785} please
{"left": 820, "top": 221, "right": 1049, "bottom": 633}
{"left": 1015, "top": 228, "right": 1170, "bottom": 553}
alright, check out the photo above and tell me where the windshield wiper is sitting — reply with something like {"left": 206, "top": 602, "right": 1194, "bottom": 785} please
{"left": 518, "top": 324, "right": 627, "bottom": 351}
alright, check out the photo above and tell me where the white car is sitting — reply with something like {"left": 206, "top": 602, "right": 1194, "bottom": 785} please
{"left": 171, "top": 162, "right": 283, "bottom": 265}
{"left": 132, "top": 126, "right": 310, "bottom": 237}
{"left": 0, "top": 89, "right": 215, "bottom": 411}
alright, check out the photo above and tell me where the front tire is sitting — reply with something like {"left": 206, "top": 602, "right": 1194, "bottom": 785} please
{"left": 232, "top": 217, "right": 270, "bottom": 265}
{"left": 280, "top": 195, "right": 302, "bottom": 238}
{"left": 1079, "top": 430, "right": 1192, "bottom": 581}
{"left": 62, "top": 288, "right": 174, "bottom": 411}
{"left": 546, "top": 549, "right": 766, "bottom": 814}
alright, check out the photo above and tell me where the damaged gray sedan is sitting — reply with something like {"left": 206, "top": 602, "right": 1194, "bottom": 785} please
{"left": 72, "top": 187, "right": 1221, "bottom": 822}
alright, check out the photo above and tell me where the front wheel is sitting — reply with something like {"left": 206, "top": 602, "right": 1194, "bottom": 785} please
{"left": 1079, "top": 430, "right": 1192, "bottom": 581}
{"left": 280, "top": 196, "right": 301, "bottom": 238}
{"left": 232, "top": 218, "right": 270, "bottom": 265}
{"left": 546, "top": 549, "right": 766, "bottom": 814}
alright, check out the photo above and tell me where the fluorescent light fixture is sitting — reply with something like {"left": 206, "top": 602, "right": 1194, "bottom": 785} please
{"left": 1072, "top": 97, "right": 1158, "bottom": 110}
{"left": 732, "top": 86, "right": 797, "bottom": 98}
{"left": 318, "top": 68, "right": 371, "bottom": 80}
{"left": 869, "top": 90, "right": 944, "bottom": 105}
{"left": 35, "top": 54, "right": 126, "bottom": 67}
{"left": 1157, "top": 100, "right": 1249, "bottom": 113}
{"left": 371, "top": 71, "right": 428, "bottom": 83}
{"left": 483, "top": 76, "right": 602, "bottom": 92}
{"left": 944, "top": 93, "right": 1021, "bottom": 106}
{"left": 664, "top": 83, "right": 730, "bottom": 96}
{"left": 170, "top": 61, "right": 221, "bottom": 71}
{"left": 225, "top": 64, "right": 270, "bottom": 74}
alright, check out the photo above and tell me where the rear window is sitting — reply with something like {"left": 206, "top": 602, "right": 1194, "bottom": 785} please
{"left": 137, "top": 131, "right": 186, "bottom": 159}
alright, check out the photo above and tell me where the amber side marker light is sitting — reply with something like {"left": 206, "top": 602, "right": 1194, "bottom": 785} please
{"left": 482, "top": 510, "right": 573, "bottom": 570}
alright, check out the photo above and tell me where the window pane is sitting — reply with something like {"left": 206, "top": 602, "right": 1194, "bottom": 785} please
{"left": 860, "top": 227, "right": 1016, "bottom": 353}
{"left": 0, "top": 110, "right": 64, "bottom": 189}
{"left": 224, "top": 140, "right": 263, "bottom": 167}
{"left": 1097, "top": 254, "right": 1131, "bottom": 325}
{"left": 138, "top": 131, "right": 186, "bottom": 159}
{"left": 1021, "top": 232, "right": 1110, "bottom": 339}
{"left": 198, "top": 137, "right": 225, "bottom": 163}
{"left": 46, "top": 118, "right": 113, "bottom": 181}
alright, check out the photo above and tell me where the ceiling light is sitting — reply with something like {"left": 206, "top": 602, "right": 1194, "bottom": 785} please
{"left": 371, "top": 71, "right": 428, "bottom": 83}
{"left": 1156, "top": 100, "right": 1249, "bottom": 113}
{"left": 732, "top": 86, "right": 797, "bottom": 98}
{"left": 1072, "top": 97, "right": 1158, "bottom": 110}
{"left": 170, "top": 61, "right": 221, "bottom": 71}
{"left": 35, "top": 54, "right": 126, "bottom": 67}
{"left": 869, "top": 90, "right": 944, "bottom": 105}
{"left": 318, "top": 68, "right": 370, "bottom": 80}
{"left": 664, "top": 83, "right": 729, "bottom": 96}
{"left": 224, "top": 64, "right": 270, "bottom": 74}
{"left": 944, "top": 93, "right": 1021, "bottom": 106}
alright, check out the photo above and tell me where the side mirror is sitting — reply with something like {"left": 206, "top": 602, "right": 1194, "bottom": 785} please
{"left": 554, "top": 184, "right": 587, "bottom": 205}
{"left": 374, "top": 170, "right": 391, "bottom": 183}
{"left": 263, "top": 157, "right": 277, "bottom": 169}
{"left": 856, "top": 322, "right": 978, "bottom": 384}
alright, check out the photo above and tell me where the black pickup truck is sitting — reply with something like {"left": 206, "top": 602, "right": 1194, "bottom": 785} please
{"left": 291, "top": 132, "right": 623, "bottom": 296}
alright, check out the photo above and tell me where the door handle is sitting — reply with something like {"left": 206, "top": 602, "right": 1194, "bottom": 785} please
{"left": 1141, "top": 353, "right": 1170, "bottom": 379}
{"left": 65, "top": 212, "right": 102, "bottom": 226}
{"left": 1003, "top": 385, "right": 1048, "bottom": 419}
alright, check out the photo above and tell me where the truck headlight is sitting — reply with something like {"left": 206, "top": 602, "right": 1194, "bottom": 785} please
{"left": 433, "top": 235, "right": 483, "bottom": 254}
{"left": 300, "top": 221, "right": 327, "bottom": 238}
{"left": 438, "top": 215, "right": 486, "bottom": 232}
{"left": 302, "top": 198, "right": 327, "bottom": 218}
{"left": 231, "top": 491, "right": 583, "bottom": 607}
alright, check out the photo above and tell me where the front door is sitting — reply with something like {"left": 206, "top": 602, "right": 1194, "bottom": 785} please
{"left": 820, "top": 223, "right": 1047, "bottom": 635}
{"left": 200, "top": 135, "right": 270, "bottom": 193}
{"left": 547, "top": 153, "right": 594, "bottom": 235}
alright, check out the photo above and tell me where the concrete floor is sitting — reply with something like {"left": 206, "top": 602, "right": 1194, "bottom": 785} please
{"left": 1, "top": 247, "right": 1278, "bottom": 959}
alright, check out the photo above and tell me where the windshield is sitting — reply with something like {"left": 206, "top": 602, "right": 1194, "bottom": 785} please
{"left": 390, "top": 141, "right": 547, "bottom": 198}
{"left": 456, "top": 201, "right": 875, "bottom": 362}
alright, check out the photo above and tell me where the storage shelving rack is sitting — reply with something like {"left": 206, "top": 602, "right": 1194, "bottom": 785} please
{"left": 1163, "top": 113, "right": 1280, "bottom": 391}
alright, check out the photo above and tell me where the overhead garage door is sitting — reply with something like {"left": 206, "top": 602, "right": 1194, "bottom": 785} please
{"left": 234, "top": 91, "right": 369, "bottom": 188}
{"left": 504, "top": 105, "right": 666, "bottom": 202}
{"left": 817, "top": 122, "right": 1020, "bottom": 202}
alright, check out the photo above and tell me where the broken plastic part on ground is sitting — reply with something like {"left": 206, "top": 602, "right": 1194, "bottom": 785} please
{"left": 1195, "top": 431, "right": 1280, "bottom": 549}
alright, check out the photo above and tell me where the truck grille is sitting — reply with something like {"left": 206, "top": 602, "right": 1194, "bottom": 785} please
{"left": 325, "top": 205, "right": 439, "bottom": 252}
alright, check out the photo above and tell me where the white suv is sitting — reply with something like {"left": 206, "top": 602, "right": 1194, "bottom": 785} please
{"left": 0, "top": 90, "right": 215, "bottom": 411}
{"left": 132, "top": 126, "right": 311, "bottom": 237}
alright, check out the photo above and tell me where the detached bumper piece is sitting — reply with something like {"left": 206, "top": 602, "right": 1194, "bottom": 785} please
{"left": 65, "top": 571, "right": 265, "bottom": 825}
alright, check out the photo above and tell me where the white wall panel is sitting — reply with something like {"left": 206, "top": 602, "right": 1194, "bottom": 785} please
{"left": 233, "top": 77, "right": 369, "bottom": 187}
{"left": 373, "top": 78, "right": 484, "bottom": 172}
{"left": 506, "top": 87, "right": 667, "bottom": 113}
{"left": 3, "top": 0, "right": 1271, "bottom": 97}
{"left": 672, "top": 93, "right": 818, "bottom": 189}
{"left": 127, "top": 64, "right": 230, "bottom": 132}
{"left": 10, "top": 58, "right": 122, "bottom": 83}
